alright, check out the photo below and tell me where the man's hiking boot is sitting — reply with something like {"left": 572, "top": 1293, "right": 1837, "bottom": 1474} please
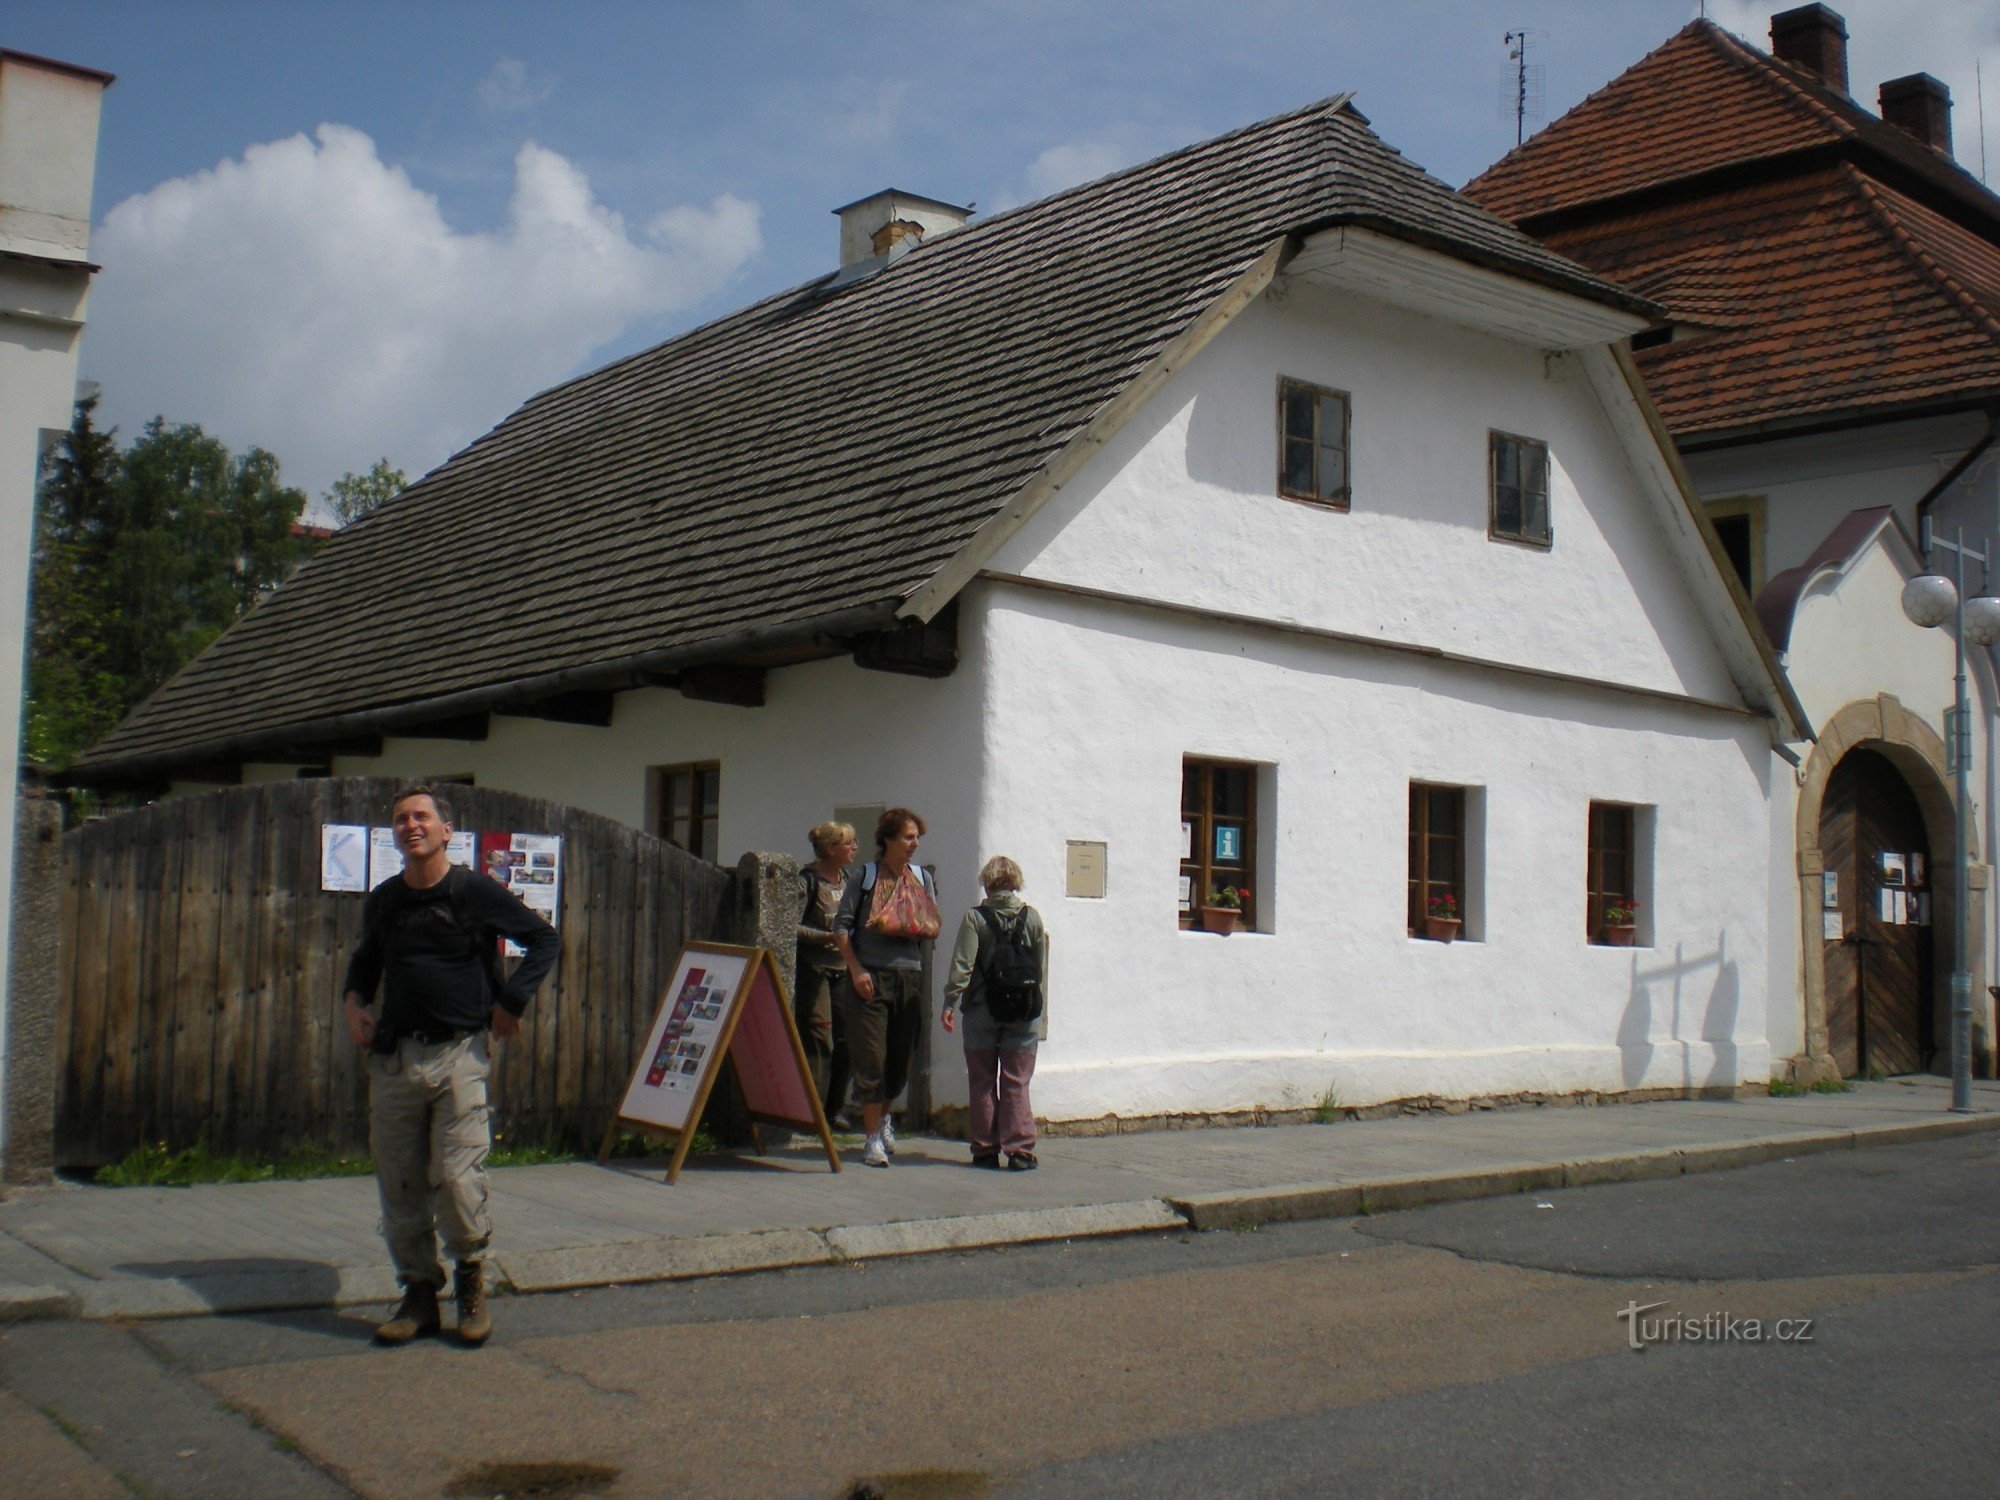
{"left": 375, "top": 1282, "right": 441, "bottom": 1344}
{"left": 454, "top": 1262, "right": 491, "bottom": 1346}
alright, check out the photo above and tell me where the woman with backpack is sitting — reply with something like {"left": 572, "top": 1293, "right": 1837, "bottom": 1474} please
{"left": 834, "top": 808, "right": 942, "bottom": 1168}
{"left": 942, "top": 855, "right": 1048, "bottom": 1171}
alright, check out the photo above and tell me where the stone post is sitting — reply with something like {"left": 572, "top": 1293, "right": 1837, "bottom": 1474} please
{"left": 3, "top": 793, "right": 61, "bottom": 1186}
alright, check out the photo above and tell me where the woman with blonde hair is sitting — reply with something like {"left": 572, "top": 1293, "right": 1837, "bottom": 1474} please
{"left": 795, "top": 821, "right": 859, "bottom": 1121}
{"left": 942, "top": 855, "right": 1048, "bottom": 1170}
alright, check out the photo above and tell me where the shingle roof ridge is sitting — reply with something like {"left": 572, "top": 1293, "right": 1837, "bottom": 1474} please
{"left": 1846, "top": 164, "right": 2000, "bottom": 344}
{"left": 963, "top": 90, "right": 1358, "bottom": 237}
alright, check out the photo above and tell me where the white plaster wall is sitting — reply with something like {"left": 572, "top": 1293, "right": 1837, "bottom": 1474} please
{"left": 1683, "top": 413, "right": 1997, "bottom": 581}
{"left": 979, "top": 590, "right": 1772, "bottom": 1119}
{"left": 1, "top": 55, "right": 105, "bottom": 1167}
{"left": 987, "top": 284, "right": 1746, "bottom": 706}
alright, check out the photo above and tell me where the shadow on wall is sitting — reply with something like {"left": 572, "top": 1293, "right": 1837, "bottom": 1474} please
{"left": 1619, "top": 934, "right": 1739, "bottom": 1090}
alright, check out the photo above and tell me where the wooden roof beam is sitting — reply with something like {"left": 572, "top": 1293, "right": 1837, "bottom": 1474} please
{"left": 493, "top": 690, "right": 617, "bottom": 727}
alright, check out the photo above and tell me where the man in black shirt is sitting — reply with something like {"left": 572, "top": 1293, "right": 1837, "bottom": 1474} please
{"left": 342, "top": 785, "right": 559, "bottom": 1345}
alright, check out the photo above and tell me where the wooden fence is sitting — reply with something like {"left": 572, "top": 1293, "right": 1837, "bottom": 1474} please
{"left": 55, "top": 778, "right": 740, "bottom": 1167}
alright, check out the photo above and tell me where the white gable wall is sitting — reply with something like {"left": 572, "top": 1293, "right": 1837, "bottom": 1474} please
{"left": 988, "top": 283, "right": 1747, "bottom": 708}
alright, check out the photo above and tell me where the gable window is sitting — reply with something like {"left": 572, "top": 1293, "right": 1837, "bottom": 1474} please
{"left": 1408, "top": 784, "right": 1465, "bottom": 936}
{"left": 1489, "top": 431, "right": 1550, "bottom": 546}
{"left": 1181, "top": 758, "right": 1257, "bottom": 928}
{"left": 1278, "top": 377, "right": 1351, "bottom": 509}
{"left": 652, "top": 761, "right": 720, "bottom": 862}
{"left": 1587, "top": 801, "right": 1652, "bottom": 945}
{"left": 1704, "top": 496, "right": 1766, "bottom": 596}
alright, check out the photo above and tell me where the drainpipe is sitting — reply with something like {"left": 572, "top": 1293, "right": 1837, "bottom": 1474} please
{"left": 1914, "top": 409, "right": 1999, "bottom": 535}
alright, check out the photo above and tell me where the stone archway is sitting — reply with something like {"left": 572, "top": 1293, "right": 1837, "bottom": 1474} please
{"left": 1791, "top": 695, "right": 1989, "bottom": 1081}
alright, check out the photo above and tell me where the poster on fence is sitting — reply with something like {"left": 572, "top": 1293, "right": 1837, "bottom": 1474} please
{"left": 602, "top": 942, "right": 837, "bottom": 1184}
{"left": 478, "top": 832, "right": 562, "bottom": 927}
{"left": 342, "top": 825, "right": 478, "bottom": 891}
{"left": 321, "top": 824, "right": 368, "bottom": 893}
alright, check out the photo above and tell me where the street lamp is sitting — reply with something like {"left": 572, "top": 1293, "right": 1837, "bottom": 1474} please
{"left": 1898, "top": 522, "right": 2000, "bottom": 1113}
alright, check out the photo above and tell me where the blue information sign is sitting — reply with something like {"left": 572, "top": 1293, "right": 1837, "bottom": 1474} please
{"left": 1214, "top": 826, "right": 1241, "bottom": 861}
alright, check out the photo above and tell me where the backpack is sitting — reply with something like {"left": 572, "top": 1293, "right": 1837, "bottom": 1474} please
{"left": 975, "top": 906, "right": 1043, "bottom": 1024}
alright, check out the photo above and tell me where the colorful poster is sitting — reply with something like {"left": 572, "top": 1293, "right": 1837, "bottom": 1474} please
{"left": 479, "top": 831, "right": 562, "bottom": 928}
{"left": 617, "top": 947, "right": 753, "bottom": 1132}
{"left": 320, "top": 824, "right": 368, "bottom": 893}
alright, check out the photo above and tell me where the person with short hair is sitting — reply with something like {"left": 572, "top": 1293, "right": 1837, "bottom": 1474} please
{"left": 341, "top": 785, "right": 560, "bottom": 1346}
{"left": 943, "top": 855, "right": 1049, "bottom": 1170}
{"left": 834, "top": 807, "right": 940, "bottom": 1167}
{"left": 796, "top": 821, "right": 859, "bottom": 1120}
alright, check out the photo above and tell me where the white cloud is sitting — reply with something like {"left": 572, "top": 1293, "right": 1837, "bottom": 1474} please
{"left": 1705, "top": 0, "right": 2000, "bottom": 178}
{"left": 477, "top": 58, "right": 552, "bottom": 116}
{"left": 86, "top": 124, "right": 761, "bottom": 500}
{"left": 989, "top": 138, "right": 1136, "bottom": 213}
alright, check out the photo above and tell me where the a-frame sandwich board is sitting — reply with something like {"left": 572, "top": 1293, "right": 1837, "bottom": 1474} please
{"left": 599, "top": 941, "right": 840, "bottom": 1184}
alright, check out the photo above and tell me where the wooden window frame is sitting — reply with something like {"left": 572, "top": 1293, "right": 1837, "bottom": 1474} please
{"left": 650, "top": 760, "right": 721, "bottom": 863}
{"left": 1181, "top": 757, "right": 1259, "bottom": 929}
{"left": 1408, "top": 783, "right": 1466, "bottom": 936}
{"left": 1587, "top": 801, "right": 1638, "bottom": 943}
{"left": 1488, "top": 430, "right": 1551, "bottom": 548}
{"left": 1277, "top": 376, "right": 1352, "bottom": 510}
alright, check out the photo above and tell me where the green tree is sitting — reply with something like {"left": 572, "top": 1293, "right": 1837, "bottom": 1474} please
{"left": 324, "top": 457, "right": 405, "bottom": 526}
{"left": 25, "top": 401, "right": 314, "bottom": 771}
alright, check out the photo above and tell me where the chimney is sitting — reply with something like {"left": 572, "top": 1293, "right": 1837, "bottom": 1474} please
{"left": 1769, "top": 4, "right": 1849, "bottom": 96}
{"left": 832, "top": 188, "right": 972, "bottom": 274}
{"left": 1879, "top": 73, "right": 1954, "bottom": 155}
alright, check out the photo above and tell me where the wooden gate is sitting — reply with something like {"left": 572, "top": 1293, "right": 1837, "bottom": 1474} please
{"left": 55, "top": 778, "right": 739, "bottom": 1167}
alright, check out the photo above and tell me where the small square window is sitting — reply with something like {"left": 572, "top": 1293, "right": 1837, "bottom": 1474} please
{"left": 1489, "top": 431, "right": 1550, "bottom": 546}
{"left": 1277, "top": 377, "right": 1351, "bottom": 509}
{"left": 651, "top": 761, "right": 721, "bottom": 862}
{"left": 1181, "top": 758, "right": 1258, "bottom": 928}
{"left": 1408, "top": 784, "right": 1466, "bottom": 936}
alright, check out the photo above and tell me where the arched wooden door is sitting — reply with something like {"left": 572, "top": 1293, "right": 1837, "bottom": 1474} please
{"left": 1820, "top": 748, "right": 1935, "bottom": 1076}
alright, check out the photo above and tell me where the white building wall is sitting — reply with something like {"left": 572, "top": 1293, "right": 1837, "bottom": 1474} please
{"left": 980, "top": 590, "right": 1772, "bottom": 1118}
{"left": 1, "top": 54, "right": 107, "bottom": 1172}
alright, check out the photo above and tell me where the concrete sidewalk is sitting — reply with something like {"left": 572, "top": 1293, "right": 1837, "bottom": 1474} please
{"left": 2, "top": 1075, "right": 1995, "bottom": 1323}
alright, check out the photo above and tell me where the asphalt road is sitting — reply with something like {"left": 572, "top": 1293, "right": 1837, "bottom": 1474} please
{"left": 3, "top": 1133, "right": 1995, "bottom": 1499}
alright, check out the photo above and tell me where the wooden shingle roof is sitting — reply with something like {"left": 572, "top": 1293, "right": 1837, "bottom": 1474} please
{"left": 1463, "top": 19, "right": 2000, "bottom": 440}
{"left": 81, "top": 95, "right": 1646, "bottom": 777}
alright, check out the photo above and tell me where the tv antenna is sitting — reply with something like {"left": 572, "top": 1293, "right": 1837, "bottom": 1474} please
{"left": 1505, "top": 29, "right": 1547, "bottom": 146}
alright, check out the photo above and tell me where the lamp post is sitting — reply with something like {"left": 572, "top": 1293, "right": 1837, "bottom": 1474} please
{"left": 1899, "top": 522, "right": 2000, "bottom": 1113}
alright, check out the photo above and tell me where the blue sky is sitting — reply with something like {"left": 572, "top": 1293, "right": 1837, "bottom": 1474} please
{"left": 12, "top": 1, "right": 1997, "bottom": 503}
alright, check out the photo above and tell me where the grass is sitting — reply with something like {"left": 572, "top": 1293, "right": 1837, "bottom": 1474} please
{"left": 1313, "top": 1082, "right": 1343, "bottom": 1124}
{"left": 1766, "top": 1076, "right": 1854, "bottom": 1097}
{"left": 95, "top": 1141, "right": 372, "bottom": 1187}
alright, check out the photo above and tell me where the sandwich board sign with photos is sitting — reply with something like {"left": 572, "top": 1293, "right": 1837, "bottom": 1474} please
{"left": 601, "top": 942, "right": 839, "bottom": 1183}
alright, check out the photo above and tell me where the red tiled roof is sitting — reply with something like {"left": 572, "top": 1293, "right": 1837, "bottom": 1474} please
{"left": 1540, "top": 165, "right": 2000, "bottom": 437}
{"left": 1465, "top": 17, "right": 2000, "bottom": 437}
{"left": 1464, "top": 22, "right": 1844, "bottom": 223}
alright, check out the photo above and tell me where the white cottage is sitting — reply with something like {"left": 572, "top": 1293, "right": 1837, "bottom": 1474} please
{"left": 79, "top": 95, "right": 1806, "bottom": 1122}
